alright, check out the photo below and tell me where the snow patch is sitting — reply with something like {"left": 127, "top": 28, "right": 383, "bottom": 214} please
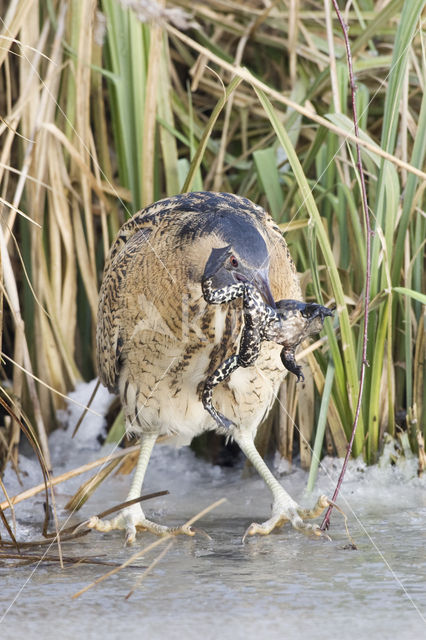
{"left": 56, "top": 378, "right": 115, "bottom": 448}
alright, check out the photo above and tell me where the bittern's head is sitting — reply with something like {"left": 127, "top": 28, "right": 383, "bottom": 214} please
{"left": 203, "top": 230, "right": 275, "bottom": 308}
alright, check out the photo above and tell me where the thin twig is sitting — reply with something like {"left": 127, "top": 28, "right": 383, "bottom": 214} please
{"left": 69, "top": 491, "right": 170, "bottom": 536}
{"left": 0, "top": 491, "right": 169, "bottom": 548}
{"left": 72, "top": 498, "right": 226, "bottom": 599}
{"left": 0, "top": 530, "right": 91, "bottom": 548}
{"left": 71, "top": 379, "right": 101, "bottom": 438}
{"left": 125, "top": 541, "right": 175, "bottom": 600}
{"left": 0, "top": 396, "right": 63, "bottom": 565}
{"left": 0, "top": 352, "right": 103, "bottom": 418}
{"left": 0, "top": 552, "right": 147, "bottom": 568}
{"left": 321, "top": 0, "right": 372, "bottom": 531}
{"left": 0, "top": 476, "right": 17, "bottom": 535}
{"left": 72, "top": 536, "right": 171, "bottom": 599}
{"left": 0, "top": 444, "right": 141, "bottom": 511}
{"left": 0, "top": 505, "right": 20, "bottom": 553}
{"left": 326, "top": 501, "right": 357, "bottom": 549}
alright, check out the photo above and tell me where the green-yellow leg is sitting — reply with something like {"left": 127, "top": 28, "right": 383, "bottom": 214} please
{"left": 87, "top": 432, "right": 194, "bottom": 544}
{"left": 233, "top": 430, "right": 329, "bottom": 541}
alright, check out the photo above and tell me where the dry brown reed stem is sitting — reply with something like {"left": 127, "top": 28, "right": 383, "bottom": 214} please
{"left": 0, "top": 444, "right": 141, "bottom": 511}
{"left": 212, "top": 21, "right": 251, "bottom": 191}
{"left": 125, "top": 540, "right": 175, "bottom": 599}
{"left": 0, "top": 475, "right": 15, "bottom": 531}
{"left": 0, "top": 231, "right": 51, "bottom": 469}
{"left": 64, "top": 458, "right": 124, "bottom": 512}
{"left": 72, "top": 498, "right": 226, "bottom": 599}
{"left": 0, "top": 352, "right": 103, "bottom": 416}
{"left": 166, "top": 24, "right": 426, "bottom": 182}
{"left": 0, "top": 492, "right": 169, "bottom": 549}
{"left": 72, "top": 536, "right": 172, "bottom": 599}
{"left": 323, "top": 0, "right": 351, "bottom": 187}
{"left": 0, "top": 504, "right": 20, "bottom": 551}
{"left": 71, "top": 379, "right": 101, "bottom": 438}
{"left": 0, "top": 395, "right": 64, "bottom": 566}
{"left": 0, "top": 531, "right": 90, "bottom": 549}
{"left": 321, "top": 0, "right": 372, "bottom": 531}
{"left": 70, "top": 491, "right": 170, "bottom": 531}
{"left": 417, "top": 430, "right": 426, "bottom": 478}
{"left": 41, "top": 123, "right": 111, "bottom": 209}
{"left": 0, "top": 552, "right": 143, "bottom": 568}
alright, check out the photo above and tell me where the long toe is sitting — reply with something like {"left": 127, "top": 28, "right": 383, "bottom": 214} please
{"left": 287, "top": 514, "right": 325, "bottom": 538}
{"left": 242, "top": 495, "right": 331, "bottom": 542}
{"left": 242, "top": 514, "right": 286, "bottom": 542}
{"left": 86, "top": 508, "right": 196, "bottom": 544}
{"left": 296, "top": 494, "right": 330, "bottom": 520}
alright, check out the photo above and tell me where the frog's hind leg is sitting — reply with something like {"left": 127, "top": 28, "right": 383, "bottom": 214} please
{"left": 202, "top": 355, "right": 239, "bottom": 429}
{"left": 280, "top": 347, "right": 304, "bottom": 382}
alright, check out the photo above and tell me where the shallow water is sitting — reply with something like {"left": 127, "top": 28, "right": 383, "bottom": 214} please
{"left": 1, "top": 387, "right": 425, "bottom": 639}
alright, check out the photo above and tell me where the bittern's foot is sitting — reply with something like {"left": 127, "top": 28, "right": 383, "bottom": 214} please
{"left": 86, "top": 503, "right": 195, "bottom": 545}
{"left": 242, "top": 494, "right": 330, "bottom": 542}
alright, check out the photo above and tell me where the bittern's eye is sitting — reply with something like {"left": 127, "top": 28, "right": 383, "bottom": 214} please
{"left": 230, "top": 255, "right": 239, "bottom": 268}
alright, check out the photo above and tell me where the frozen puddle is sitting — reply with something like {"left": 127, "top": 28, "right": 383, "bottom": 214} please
{"left": 1, "top": 383, "right": 425, "bottom": 639}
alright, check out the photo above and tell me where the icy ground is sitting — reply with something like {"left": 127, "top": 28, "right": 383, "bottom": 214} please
{"left": 1, "top": 380, "right": 425, "bottom": 640}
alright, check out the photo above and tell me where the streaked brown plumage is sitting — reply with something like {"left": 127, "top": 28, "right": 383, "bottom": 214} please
{"left": 91, "top": 192, "right": 328, "bottom": 543}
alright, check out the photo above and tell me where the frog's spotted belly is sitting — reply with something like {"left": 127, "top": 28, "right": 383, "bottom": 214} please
{"left": 201, "top": 277, "right": 332, "bottom": 429}
{"left": 121, "top": 339, "right": 283, "bottom": 440}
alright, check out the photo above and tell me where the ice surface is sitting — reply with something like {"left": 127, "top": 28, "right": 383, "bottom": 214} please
{"left": 1, "top": 380, "right": 425, "bottom": 640}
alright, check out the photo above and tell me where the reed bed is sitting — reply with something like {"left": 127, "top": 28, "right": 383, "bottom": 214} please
{"left": 0, "top": 0, "right": 425, "bottom": 488}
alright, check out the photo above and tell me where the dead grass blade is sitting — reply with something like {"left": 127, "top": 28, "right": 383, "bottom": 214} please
{"left": 71, "top": 379, "right": 101, "bottom": 438}
{"left": 0, "top": 504, "right": 20, "bottom": 552}
{"left": 0, "top": 491, "right": 169, "bottom": 548}
{"left": 0, "top": 551, "right": 146, "bottom": 569}
{"left": 72, "top": 498, "right": 226, "bottom": 599}
{"left": 72, "top": 535, "right": 171, "bottom": 599}
{"left": 64, "top": 458, "right": 129, "bottom": 512}
{"left": 0, "top": 395, "right": 63, "bottom": 564}
{"left": 0, "top": 353, "right": 102, "bottom": 417}
{"left": 125, "top": 540, "right": 175, "bottom": 600}
{"left": 166, "top": 24, "right": 426, "bottom": 182}
{"left": 0, "top": 444, "right": 141, "bottom": 511}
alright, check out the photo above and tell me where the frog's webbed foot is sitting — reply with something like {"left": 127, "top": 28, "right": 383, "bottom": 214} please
{"left": 280, "top": 346, "right": 304, "bottom": 382}
{"left": 203, "top": 401, "right": 235, "bottom": 430}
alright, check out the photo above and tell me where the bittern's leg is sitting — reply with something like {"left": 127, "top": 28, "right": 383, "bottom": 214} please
{"left": 126, "top": 432, "right": 157, "bottom": 501}
{"left": 87, "top": 432, "right": 194, "bottom": 544}
{"left": 233, "top": 430, "right": 329, "bottom": 541}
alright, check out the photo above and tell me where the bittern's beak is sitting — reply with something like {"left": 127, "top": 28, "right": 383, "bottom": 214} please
{"left": 252, "top": 270, "right": 276, "bottom": 309}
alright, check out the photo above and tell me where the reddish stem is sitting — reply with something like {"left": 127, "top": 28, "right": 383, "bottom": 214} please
{"left": 321, "top": 1, "right": 372, "bottom": 530}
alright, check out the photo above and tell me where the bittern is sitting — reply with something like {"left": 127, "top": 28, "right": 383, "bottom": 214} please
{"left": 90, "top": 192, "right": 329, "bottom": 543}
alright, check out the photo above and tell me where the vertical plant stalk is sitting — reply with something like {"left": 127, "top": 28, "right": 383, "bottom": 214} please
{"left": 321, "top": 0, "right": 372, "bottom": 530}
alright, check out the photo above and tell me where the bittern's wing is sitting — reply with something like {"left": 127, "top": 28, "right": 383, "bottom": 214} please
{"left": 96, "top": 228, "right": 152, "bottom": 393}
